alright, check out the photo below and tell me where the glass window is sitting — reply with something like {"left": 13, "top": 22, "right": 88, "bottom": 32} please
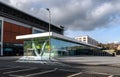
{"left": 33, "top": 29, "right": 42, "bottom": 34}
{"left": 4, "top": 48, "right": 13, "bottom": 52}
{"left": 24, "top": 37, "right": 49, "bottom": 56}
{"left": 51, "top": 38, "right": 86, "bottom": 56}
{"left": 22, "top": 36, "right": 97, "bottom": 58}
{"left": 83, "top": 37, "right": 86, "bottom": 39}
{"left": 33, "top": 28, "right": 44, "bottom": 34}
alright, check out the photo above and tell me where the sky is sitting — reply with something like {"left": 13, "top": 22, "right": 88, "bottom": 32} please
{"left": 0, "top": 0, "right": 120, "bottom": 43}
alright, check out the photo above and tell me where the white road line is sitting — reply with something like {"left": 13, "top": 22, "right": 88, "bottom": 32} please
{"left": 83, "top": 71, "right": 113, "bottom": 77}
{"left": 24, "top": 68, "right": 58, "bottom": 77}
{"left": 108, "top": 75, "right": 114, "bottom": 77}
{"left": 67, "top": 71, "right": 114, "bottom": 77}
{"left": 9, "top": 74, "right": 24, "bottom": 77}
{"left": 58, "top": 69, "right": 76, "bottom": 72}
{"left": 85, "top": 71, "right": 112, "bottom": 75}
{"left": 87, "top": 72, "right": 114, "bottom": 77}
{"left": 67, "top": 72, "right": 82, "bottom": 77}
{"left": 3, "top": 68, "right": 37, "bottom": 74}
{"left": 0, "top": 66, "right": 21, "bottom": 71}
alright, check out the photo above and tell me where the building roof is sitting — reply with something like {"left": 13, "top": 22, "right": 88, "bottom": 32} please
{"left": 16, "top": 32, "right": 101, "bottom": 49}
{"left": 0, "top": 1, "right": 64, "bottom": 34}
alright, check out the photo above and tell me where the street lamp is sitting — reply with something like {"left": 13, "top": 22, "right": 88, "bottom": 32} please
{"left": 46, "top": 8, "right": 51, "bottom": 60}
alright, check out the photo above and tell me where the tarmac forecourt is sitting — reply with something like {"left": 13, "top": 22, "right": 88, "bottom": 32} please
{"left": 1, "top": 56, "right": 120, "bottom": 77}
{"left": 0, "top": 65, "right": 116, "bottom": 77}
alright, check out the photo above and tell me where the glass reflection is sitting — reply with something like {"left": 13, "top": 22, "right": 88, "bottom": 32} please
{"left": 23, "top": 36, "right": 97, "bottom": 58}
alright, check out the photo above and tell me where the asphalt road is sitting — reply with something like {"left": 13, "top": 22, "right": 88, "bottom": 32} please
{"left": 0, "top": 56, "right": 120, "bottom": 77}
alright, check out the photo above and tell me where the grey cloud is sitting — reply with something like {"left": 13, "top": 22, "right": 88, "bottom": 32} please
{"left": 53, "top": 0, "right": 120, "bottom": 31}
{"left": 0, "top": 0, "right": 10, "bottom": 4}
{"left": 1, "top": 0, "right": 120, "bottom": 31}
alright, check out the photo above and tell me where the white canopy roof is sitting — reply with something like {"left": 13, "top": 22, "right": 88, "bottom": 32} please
{"left": 16, "top": 32, "right": 100, "bottom": 49}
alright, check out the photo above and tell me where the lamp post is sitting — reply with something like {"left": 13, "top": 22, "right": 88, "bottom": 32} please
{"left": 46, "top": 8, "right": 51, "bottom": 60}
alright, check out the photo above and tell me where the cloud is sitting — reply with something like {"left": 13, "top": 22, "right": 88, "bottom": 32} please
{"left": 0, "top": 0, "right": 10, "bottom": 3}
{"left": 0, "top": 0, "right": 120, "bottom": 31}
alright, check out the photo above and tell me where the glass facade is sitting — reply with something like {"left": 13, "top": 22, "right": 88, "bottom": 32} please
{"left": 23, "top": 36, "right": 96, "bottom": 58}
{"left": 51, "top": 38, "right": 81, "bottom": 56}
{"left": 24, "top": 37, "right": 49, "bottom": 57}
{"left": 33, "top": 28, "right": 44, "bottom": 34}
{"left": 51, "top": 38, "right": 94, "bottom": 56}
{"left": 33, "top": 29, "right": 42, "bottom": 34}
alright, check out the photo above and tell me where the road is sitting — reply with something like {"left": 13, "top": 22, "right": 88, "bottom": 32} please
{"left": 0, "top": 56, "right": 120, "bottom": 77}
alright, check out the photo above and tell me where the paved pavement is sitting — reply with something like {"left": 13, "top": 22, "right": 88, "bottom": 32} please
{"left": 58, "top": 56, "right": 120, "bottom": 65}
{"left": 0, "top": 56, "right": 120, "bottom": 77}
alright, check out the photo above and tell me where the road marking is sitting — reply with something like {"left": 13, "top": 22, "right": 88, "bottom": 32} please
{"left": 24, "top": 68, "right": 58, "bottom": 77}
{"left": 0, "top": 66, "right": 21, "bottom": 71}
{"left": 83, "top": 71, "right": 113, "bottom": 77}
{"left": 9, "top": 74, "right": 24, "bottom": 77}
{"left": 108, "top": 75, "right": 114, "bottom": 77}
{"left": 58, "top": 69, "right": 76, "bottom": 72}
{"left": 3, "top": 68, "right": 37, "bottom": 74}
{"left": 67, "top": 71, "right": 114, "bottom": 77}
{"left": 85, "top": 71, "right": 112, "bottom": 75}
{"left": 67, "top": 72, "right": 82, "bottom": 77}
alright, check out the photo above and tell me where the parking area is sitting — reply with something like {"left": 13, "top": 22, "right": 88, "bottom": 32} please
{"left": 0, "top": 66, "right": 76, "bottom": 77}
{"left": 0, "top": 65, "right": 119, "bottom": 77}
{"left": 1, "top": 56, "right": 120, "bottom": 77}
